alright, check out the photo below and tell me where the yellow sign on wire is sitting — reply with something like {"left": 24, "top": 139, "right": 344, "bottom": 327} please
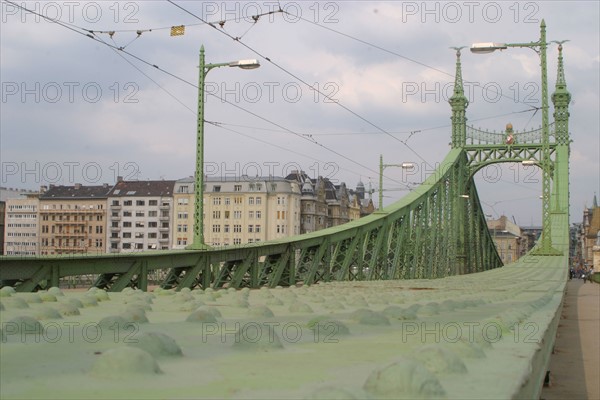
{"left": 170, "top": 25, "right": 185, "bottom": 36}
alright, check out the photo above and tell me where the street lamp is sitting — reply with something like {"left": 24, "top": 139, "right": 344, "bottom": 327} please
{"left": 470, "top": 20, "right": 560, "bottom": 256}
{"left": 188, "top": 45, "right": 260, "bottom": 250}
{"left": 378, "top": 155, "right": 414, "bottom": 210}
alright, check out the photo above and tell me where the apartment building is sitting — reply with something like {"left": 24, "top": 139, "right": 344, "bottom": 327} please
{"left": 487, "top": 215, "right": 525, "bottom": 264}
{"left": 3, "top": 190, "right": 40, "bottom": 256}
{"left": 172, "top": 177, "right": 195, "bottom": 249}
{"left": 39, "top": 184, "right": 111, "bottom": 255}
{"left": 202, "top": 176, "right": 301, "bottom": 247}
{"left": 107, "top": 179, "right": 176, "bottom": 253}
{"left": 285, "top": 171, "right": 365, "bottom": 233}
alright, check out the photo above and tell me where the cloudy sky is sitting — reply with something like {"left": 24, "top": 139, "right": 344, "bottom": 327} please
{"left": 1, "top": 1, "right": 598, "bottom": 226}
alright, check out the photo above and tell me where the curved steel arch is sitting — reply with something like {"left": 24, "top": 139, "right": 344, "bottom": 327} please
{"left": 0, "top": 149, "right": 503, "bottom": 292}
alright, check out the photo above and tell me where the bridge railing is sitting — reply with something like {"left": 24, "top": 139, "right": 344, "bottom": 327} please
{"left": 466, "top": 123, "right": 556, "bottom": 145}
{"left": 0, "top": 149, "right": 503, "bottom": 292}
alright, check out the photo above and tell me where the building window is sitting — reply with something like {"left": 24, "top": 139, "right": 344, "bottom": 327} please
{"left": 123, "top": 211, "right": 132, "bottom": 217}
{"left": 96, "top": 226, "right": 103, "bottom": 234}
{"left": 224, "top": 197, "right": 230, "bottom": 205}
{"left": 255, "top": 197, "right": 262, "bottom": 205}
{"left": 233, "top": 224, "right": 242, "bottom": 233}
{"left": 212, "top": 224, "right": 221, "bottom": 233}
{"left": 224, "top": 224, "right": 230, "bottom": 233}
{"left": 124, "top": 200, "right": 132, "bottom": 206}
{"left": 136, "top": 211, "right": 144, "bottom": 217}
{"left": 277, "top": 211, "right": 286, "bottom": 219}
{"left": 234, "top": 184, "right": 242, "bottom": 192}
{"left": 135, "top": 232, "right": 144, "bottom": 238}
{"left": 248, "top": 225, "right": 254, "bottom": 233}
{"left": 248, "top": 197, "right": 255, "bottom": 205}
{"left": 233, "top": 238, "right": 241, "bottom": 245}
{"left": 213, "top": 185, "right": 221, "bottom": 192}
{"left": 255, "top": 225, "right": 261, "bottom": 233}
{"left": 148, "top": 232, "right": 157, "bottom": 239}
{"left": 149, "top": 200, "right": 158, "bottom": 206}
{"left": 249, "top": 211, "right": 254, "bottom": 219}
{"left": 213, "top": 210, "right": 221, "bottom": 219}
{"left": 234, "top": 197, "right": 242, "bottom": 205}
{"left": 256, "top": 211, "right": 262, "bottom": 219}
{"left": 233, "top": 210, "right": 242, "bottom": 219}
{"left": 135, "top": 243, "right": 144, "bottom": 250}
{"left": 123, "top": 232, "right": 132, "bottom": 238}
{"left": 135, "top": 222, "right": 145, "bottom": 228}
{"left": 148, "top": 211, "right": 157, "bottom": 217}
{"left": 136, "top": 200, "right": 145, "bottom": 206}
{"left": 178, "top": 186, "right": 189, "bottom": 193}
{"left": 177, "top": 198, "right": 189, "bottom": 205}
{"left": 123, "top": 243, "right": 131, "bottom": 249}
{"left": 123, "top": 222, "right": 132, "bottom": 228}
{"left": 224, "top": 210, "right": 230, "bottom": 219}
{"left": 148, "top": 221, "right": 157, "bottom": 228}
{"left": 213, "top": 197, "right": 221, "bottom": 205}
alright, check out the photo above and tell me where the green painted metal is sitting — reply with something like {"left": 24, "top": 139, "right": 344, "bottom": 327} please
{"left": 0, "top": 22, "right": 570, "bottom": 293}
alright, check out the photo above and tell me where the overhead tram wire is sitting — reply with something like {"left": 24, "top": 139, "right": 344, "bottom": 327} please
{"left": 211, "top": 107, "right": 542, "bottom": 140}
{"left": 4, "top": 0, "right": 413, "bottom": 190}
{"left": 205, "top": 121, "right": 376, "bottom": 180}
{"left": 286, "top": 10, "right": 541, "bottom": 114}
{"left": 166, "top": 0, "right": 436, "bottom": 171}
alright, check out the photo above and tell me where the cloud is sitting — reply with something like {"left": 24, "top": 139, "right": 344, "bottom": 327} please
{"left": 1, "top": 1, "right": 598, "bottom": 225}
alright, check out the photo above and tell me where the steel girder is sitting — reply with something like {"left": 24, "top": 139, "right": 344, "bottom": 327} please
{"left": 0, "top": 149, "right": 503, "bottom": 292}
{"left": 465, "top": 144, "right": 556, "bottom": 178}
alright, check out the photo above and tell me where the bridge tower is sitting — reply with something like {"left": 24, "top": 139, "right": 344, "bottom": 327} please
{"left": 461, "top": 20, "right": 571, "bottom": 257}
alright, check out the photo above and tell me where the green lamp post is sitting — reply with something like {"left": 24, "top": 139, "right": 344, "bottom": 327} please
{"left": 470, "top": 20, "right": 561, "bottom": 256}
{"left": 378, "top": 154, "right": 414, "bottom": 210}
{"left": 188, "top": 46, "right": 260, "bottom": 250}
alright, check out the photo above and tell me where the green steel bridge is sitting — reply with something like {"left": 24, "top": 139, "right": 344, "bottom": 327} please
{"left": 0, "top": 22, "right": 571, "bottom": 293}
{"left": 0, "top": 21, "right": 574, "bottom": 399}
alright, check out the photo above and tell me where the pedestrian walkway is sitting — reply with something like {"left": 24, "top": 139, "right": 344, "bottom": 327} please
{"left": 541, "top": 279, "right": 600, "bottom": 400}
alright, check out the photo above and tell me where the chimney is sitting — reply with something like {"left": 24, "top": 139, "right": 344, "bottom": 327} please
{"left": 74, "top": 183, "right": 82, "bottom": 190}
{"left": 117, "top": 176, "right": 123, "bottom": 183}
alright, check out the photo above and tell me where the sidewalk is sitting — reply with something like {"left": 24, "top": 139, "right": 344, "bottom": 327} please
{"left": 541, "top": 279, "right": 600, "bottom": 400}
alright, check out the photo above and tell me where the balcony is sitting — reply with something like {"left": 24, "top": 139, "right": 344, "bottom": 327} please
{"left": 159, "top": 215, "right": 170, "bottom": 221}
{"left": 54, "top": 231, "right": 87, "bottom": 238}
{"left": 109, "top": 236, "right": 121, "bottom": 242}
{"left": 110, "top": 226, "right": 121, "bottom": 232}
{"left": 55, "top": 221, "right": 87, "bottom": 225}
{"left": 158, "top": 237, "right": 169, "bottom": 243}
{"left": 110, "top": 204, "right": 122, "bottom": 210}
{"left": 158, "top": 226, "right": 170, "bottom": 232}
{"left": 42, "top": 208, "right": 102, "bottom": 214}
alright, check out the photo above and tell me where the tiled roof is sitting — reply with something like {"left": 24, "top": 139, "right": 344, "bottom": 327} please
{"left": 40, "top": 185, "right": 112, "bottom": 199}
{"left": 587, "top": 207, "right": 600, "bottom": 238}
{"left": 108, "top": 180, "right": 176, "bottom": 197}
